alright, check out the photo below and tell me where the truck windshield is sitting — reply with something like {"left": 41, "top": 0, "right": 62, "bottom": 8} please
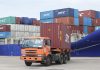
{"left": 21, "top": 38, "right": 43, "bottom": 48}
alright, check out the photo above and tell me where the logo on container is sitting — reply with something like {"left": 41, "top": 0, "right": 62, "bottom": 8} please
{"left": 57, "top": 11, "right": 66, "bottom": 15}
{"left": 44, "top": 13, "right": 50, "bottom": 17}
{"left": 65, "top": 33, "right": 69, "bottom": 43}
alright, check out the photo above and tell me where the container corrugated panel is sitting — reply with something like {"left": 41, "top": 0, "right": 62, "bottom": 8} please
{"left": 88, "top": 26, "right": 95, "bottom": 34}
{"left": 54, "top": 8, "right": 74, "bottom": 18}
{"left": 74, "top": 9, "right": 79, "bottom": 18}
{"left": 21, "top": 17, "right": 36, "bottom": 25}
{"left": 40, "top": 11, "right": 54, "bottom": 19}
{"left": 40, "top": 19, "right": 54, "bottom": 23}
{"left": 74, "top": 18, "right": 79, "bottom": 25}
{"left": 84, "top": 17, "right": 92, "bottom": 26}
{"left": 0, "top": 16, "right": 16, "bottom": 24}
{"left": 0, "top": 32, "right": 11, "bottom": 38}
{"left": 16, "top": 17, "right": 21, "bottom": 24}
{"left": 79, "top": 17, "right": 92, "bottom": 26}
{"left": 54, "top": 17, "right": 74, "bottom": 25}
{"left": 0, "top": 44, "right": 21, "bottom": 56}
{"left": 0, "top": 25, "right": 11, "bottom": 32}
{"left": 41, "top": 23, "right": 71, "bottom": 49}
{"left": 69, "top": 25, "right": 83, "bottom": 34}
{"left": 79, "top": 10, "right": 96, "bottom": 18}
{"left": 83, "top": 26, "right": 88, "bottom": 34}
{"left": 95, "top": 18, "right": 100, "bottom": 26}
{"left": 96, "top": 11, "right": 100, "bottom": 18}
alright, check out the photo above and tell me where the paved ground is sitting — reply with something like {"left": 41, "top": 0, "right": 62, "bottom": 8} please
{"left": 0, "top": 56, "right": 100, "bottom": 70}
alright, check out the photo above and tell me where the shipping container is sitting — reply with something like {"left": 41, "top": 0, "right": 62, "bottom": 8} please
{"left": 0, "top": 32, "right": 11, "bottom": 38}
{"left": 54, "top": 17, "right": 74, "bottom": 25}
{"left": 0, "top": 25, "right": 10, "bottom": 32}
{"left": 80, "top": 10, "right": 96, "bottom": 18}
{"left": 74, "top": 9, "right": 79, "bottom": 18}
{"left": 94, "top": 18, "right": 100, "bottom": 26}
{"left": 88, "top": 26, "right": 95, "bottom": 34}
{"left": 40, "top": 11, "right": 54, "bottom": 19}
{"left": 41, "top": 23, "right": 71, "bottom": 49}
{"left": 74, "top": 18, "right": 79, "bottom": 25}
{"left": 16, "top": 17, "right": 21, "bottom": 24}
{"left": 79, "top": 17, "right": 92, "bottom": 26}
{"left": 83, "top": 26, "right": 88, "bottom": 34}
{"left": 21, "top": 17, "right": 36, "bottom": 25}
{"left": 54, "top": 8, "right": 74, "bottom": 18}
{"left": 40, "top": 19, "right": 54, "bottom": 23}
{"left": 96, "top": 11, "right": 100, "bottom": 18}
{"left": 0, "top": 16, "right": 16, "bottom": 24}
{"left": 69, "top": 25, "right": 83, "bottom": 34}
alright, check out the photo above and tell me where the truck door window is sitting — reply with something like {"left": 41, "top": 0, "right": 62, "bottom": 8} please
{"left": 44, "top": 39, "right": 51, "bottom": 46}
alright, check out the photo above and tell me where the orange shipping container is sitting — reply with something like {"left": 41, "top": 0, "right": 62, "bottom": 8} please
{"left": 54, "top": 17, "right": 74, "bottom": 25}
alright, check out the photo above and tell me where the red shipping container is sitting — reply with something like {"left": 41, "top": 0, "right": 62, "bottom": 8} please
{"left": 16, "top": 17, "right": 21, "bottom": 24}
{"left": 41, "top": 23, "right": 71, "bottom": 49}
{"left": 88, "top": 26, "right": 95, "bottom": 34}
{"left": 79, "top": 17, "right": 84, "bottom": 25}
{"left": 92, "top": 19, "right": 96, "bottom": 26}
{"left": 80, "top": 10, "right": 96, "bottom": 18}
{"left": 54, "top": 17, "right": 74, "bottom": 25}
{"left": 0, "top": 25, "right": 10, "bottom": 32}
{"left": 33, "top": 20, "right": 41, "bottom": 26}
{"left": 69, "top": 25, "right": 83, "bottom": 34}
{"left": 94, "top": 19, "right": 100, "bottom": 26}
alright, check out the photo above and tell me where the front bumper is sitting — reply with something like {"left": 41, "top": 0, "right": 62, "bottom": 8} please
{"left": 20, "top": 56, "right": 42, "bottom": 61}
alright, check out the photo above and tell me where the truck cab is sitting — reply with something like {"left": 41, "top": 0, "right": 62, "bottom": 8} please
{"left": 20, "top": 37, "right": 52, "bottom": 66}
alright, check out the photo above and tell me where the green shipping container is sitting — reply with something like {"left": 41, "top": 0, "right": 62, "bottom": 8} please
{"left": 0, "top": 16, "right": 16, "bottom": 24}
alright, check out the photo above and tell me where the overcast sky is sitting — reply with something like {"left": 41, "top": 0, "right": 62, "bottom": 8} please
{"left": 0, "top": 0, "right": 99, "bottom": 19}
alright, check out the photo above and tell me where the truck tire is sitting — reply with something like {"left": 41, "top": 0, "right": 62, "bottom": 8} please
{"left": 63, "top": 55, "right": 67, "bottom": 64}
{"left": 25, "top": 61, "right": 32, "bottom": 66}
{"left": 55, "top": 54, "right": 63, "bottom": 64}
{"left": 44, "top": 56, "right": 51, "bottom": 66}
{"left": 67, "top": 53, "right": 70, "bottom": 61}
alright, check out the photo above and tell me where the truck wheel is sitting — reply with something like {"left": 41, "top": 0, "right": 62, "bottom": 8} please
{"left": 63, "top": 55, "right": 67, "bottom": 64}
{"left": 55, "top": 55, "right": 63, "bottom": 64}
{"left": 44, "top": 56, "right": 51, "bottom": 66}
{"left": 67, "top": 53, "right": 70, "bottom": 61}
{"left": 25, "top": 61, "right": 32, "bottom": 66}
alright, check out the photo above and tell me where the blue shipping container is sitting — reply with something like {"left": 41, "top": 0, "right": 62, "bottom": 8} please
{"left": 96, "top": 11, "right": 100, "bottom": 18}
{"left": 40, "top": 11, "right": 54, "bottom": 20}
{"left": 74, "top": 9, "right": 79, "bottom": 18}
{"left": 21, "top": 17, "right": 36, "bottom": 25}
{"left": 74, "top": 18, "right": 79, "bottom": 25}
{"left": 83, "top": 26, "right": 88, "bottom": 34}
{"left": 83, "top": 17, "right": 92, "bottom": 26}
{"left": 54, "top": 8, "right": 74, "bottom": 18}
{"left": 0, "top": 32, "right": 11, "bottom": 38}
{"left": 40, "top": 19, "right": 54, "bottom": 23}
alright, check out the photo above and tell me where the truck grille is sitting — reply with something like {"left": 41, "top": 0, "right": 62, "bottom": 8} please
{"left": 25, "top": 50, "right": 37, "bottom": 57}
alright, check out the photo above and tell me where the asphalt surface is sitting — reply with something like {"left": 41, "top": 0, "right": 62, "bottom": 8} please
{"left": 0, "top": 56, "right": 100, "bottom": 70}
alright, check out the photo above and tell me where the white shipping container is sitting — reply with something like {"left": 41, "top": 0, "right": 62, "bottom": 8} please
{"left": 6, "top": 24, "right": 40, "bottom": 32}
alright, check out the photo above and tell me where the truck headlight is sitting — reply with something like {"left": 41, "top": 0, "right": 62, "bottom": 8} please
{"left": 37, "top": 54, "right": 43, "bottom": 57}
{"left": 21, "top": 50, "right": 26, "bottom": 56}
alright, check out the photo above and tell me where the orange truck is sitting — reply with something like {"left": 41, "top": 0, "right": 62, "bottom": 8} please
{"left": 20, "top": 23, "right": 71, "bottom": 66}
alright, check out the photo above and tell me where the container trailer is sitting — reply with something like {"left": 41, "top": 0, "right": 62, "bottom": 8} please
{"left": 20, "top": 23, "right": 71, "bottom": 66}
